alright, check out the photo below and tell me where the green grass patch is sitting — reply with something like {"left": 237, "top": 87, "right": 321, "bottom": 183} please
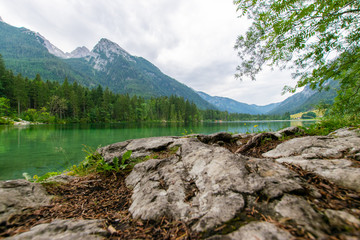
{"left": 301, "top": 115, "right": 360, "bottom": 136}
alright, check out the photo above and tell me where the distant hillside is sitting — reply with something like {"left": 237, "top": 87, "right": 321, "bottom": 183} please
{"left": 268, "top": 80, "right": 338, "bottom": 115}
{"left": 197, "top": 91, "right": 279, "bottom": 114}
{"left": 198, "top": 80, "right": 338, "bottom": 116}
{"left": 0, "top": 20, "right": 98, "bottom": 87}
{"left": 0, "top": 20, "right": 214, "bottom": 109}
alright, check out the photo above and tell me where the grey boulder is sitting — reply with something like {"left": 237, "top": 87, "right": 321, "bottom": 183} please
{"left": 0, "top": 180, "right": 51, "bottom": 223}
{"left": 5, "top": 219, "right": 108, "bottom": 240}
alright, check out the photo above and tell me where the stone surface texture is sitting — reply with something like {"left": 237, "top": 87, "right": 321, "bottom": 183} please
{"left": 275, "top": 194, "right": 330, "bottom": 237}
{"left": 324, "top": 209, "right": 360, "bottom": 230}
{"left": 122, "top": 127, "right": 360, "bottom": 238}
{"left": 5, "top": 219, "right": 108, "bottom": 240}
{"left": 264, "top": 128, "right": 360, "bottom": 191}
{"left": 0, "top": 180, "right": 51, "bottom": 223}
{"left": 209, "top": 221, "right": 293, "bottom": 240}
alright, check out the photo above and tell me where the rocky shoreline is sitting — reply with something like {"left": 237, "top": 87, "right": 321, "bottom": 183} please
{"left": 1, "top": 127, "right": 359, "bottom": 239}
{"left": 0, "top": 117, "right": 43, "bottom": 126}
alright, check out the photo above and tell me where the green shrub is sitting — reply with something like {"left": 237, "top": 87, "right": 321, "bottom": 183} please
{"left": 70, "top": 145, "right": 134, "bottom": 176}
{"left": 0, "top": 117, "right": 13, "bottom": 125}
{"left": 301, "top": 112, "right": 317, "bottom": 119}
{"left": 0, "top": 97, "right": 10, "bottom": 117}
{"left": 303, "top": 115, "right": 360, "bottom": 136}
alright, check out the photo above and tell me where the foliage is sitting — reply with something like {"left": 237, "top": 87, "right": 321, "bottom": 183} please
{"left": 330, "top": 63, "right": 360, "bottom": 117}
{"left": 301, "top": 111, "right": 317, "bottom": 119}
{"left": 48, "top": 96, "right": 68, "bottom": 119}
{"left": 302, "top": 115, "right": 360, "bottom": 135}
{"left": 233, "top": 0, "right": 360, "bottom": 87}
{"left": 70, "top": 145, "right": 134, "bottom": 176}
{"left": 233, "top": 0, "right": 360, "bottom": 122}
{"left": 22, "top": 171, "right": 63, "bottom": 183}
{"left": 21, "top": 107, "right": 56, "bottom": 123}
{"left": 32, "top": 171, "right": 63, "bottom": 183}
{"left": 182, "top": 129, "right": 194, "bottom": 136}
{"left": 0, "top": 97, "right": 10, "bottom": 116}
{"left": 0, "top": 117, "right": 13, "bottom": 125}
{"left": 113, "top": 150, "right": 132, "bottom": 171}
{"left": 0, "top": 55, "right": 291, "bottom": 123}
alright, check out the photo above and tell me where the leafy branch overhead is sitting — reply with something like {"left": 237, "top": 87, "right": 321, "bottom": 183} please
{"left": 233, "top": 0, "right": 360, "bottom": 92}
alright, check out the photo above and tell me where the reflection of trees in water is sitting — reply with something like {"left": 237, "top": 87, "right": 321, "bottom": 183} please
{"left": 1, "top": 121, "right": 316, "bottom": 180}
{"left": 291, "top": 120, "right": 316, "bottom": 128}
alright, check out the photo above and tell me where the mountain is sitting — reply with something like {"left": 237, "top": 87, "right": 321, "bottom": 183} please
{"left": 198, "top": 80, "right": 337, "bottom": 115}
{"left": 83, "top": 38, "right": 214, "bottom": 105}
{"left": 267, "top": 80, "right": 338, "bottom": 115}
{"left": 0, "top": 20, "right": 213, "bottom": 109}
{"left": 197, "top": 91, "right": 280, "bottom": 114}
{"left": 0, "top": 20, "right": 99, "bottom": 87}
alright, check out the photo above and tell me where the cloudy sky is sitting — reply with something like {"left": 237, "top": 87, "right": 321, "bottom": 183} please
{"left": 0, "top": 0, "right": 299, "bottom": 105}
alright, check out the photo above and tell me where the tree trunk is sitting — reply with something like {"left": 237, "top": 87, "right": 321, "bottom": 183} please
{"left": 17, "top": 100, "right": 20, "bottom": 116}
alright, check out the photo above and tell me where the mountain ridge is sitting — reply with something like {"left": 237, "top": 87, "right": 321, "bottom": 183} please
{"left": 197, "top": 91, "right": 280, "bottom": 115}
{"left": 0, "top": 18, "right": 337, "bottom": 114}
{"left": 0, "top": 20, "right": 214, "bottom": 109}
{"left": 268, "top": 81, "right": 338, "bottom": 115}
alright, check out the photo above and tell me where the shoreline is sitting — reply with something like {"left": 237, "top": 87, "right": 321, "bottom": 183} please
{"left": 1, "top": 127, "right": 360, "bottom": 239}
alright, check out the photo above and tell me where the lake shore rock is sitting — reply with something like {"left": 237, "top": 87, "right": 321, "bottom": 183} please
{"left": 0, "top": 180, "right": 51, "bottom": 224}
{"left": 1, "top": 127, "right": 360, "bottom": 239}
{"left": 4, "top": 219, "right": 108, "bottom": 240}
{"left": 0, "top": 117, "right": 43, "bottom": 126}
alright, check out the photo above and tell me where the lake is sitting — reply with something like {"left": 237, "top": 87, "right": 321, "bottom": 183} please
{"left": 0, "top": 120, "right": 314, "bottom": 180}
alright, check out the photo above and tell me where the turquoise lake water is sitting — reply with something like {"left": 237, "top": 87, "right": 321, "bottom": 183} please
{"left": 0, "top": 120, "right": 314, "bottom": 180}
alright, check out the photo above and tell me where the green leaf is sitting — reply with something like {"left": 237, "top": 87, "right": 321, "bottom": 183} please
{"left": 113, "top": 157, "right": 119, "bottom": 171}
{"left": 122, "top": 150, "right": 132, "bottom": 163}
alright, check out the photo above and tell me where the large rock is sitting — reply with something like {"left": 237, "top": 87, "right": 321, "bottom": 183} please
{"left": 264, "top": 128, "right": 360, "bottom": 191}
{"left": 92, "top": 128, "right": 360, "bottom": 238}
{"left": 324, "top": 209, "right": 360, "bottom": 231}
{"left": 5, "top": 219, "right": 108, "bottom": 240}
{"left": 276, "top": 126, "right": 304, "bottom": 137}
{"left": 209, "top": 221, "right": 293, "bottom": 240}
{"left": 275, "top": 194, "right": 330, "bottom": 238}
{"left": 125, "top": 137, "right": 305, "bottom": 232}
{"left": 264, "top": 128, "right": 360, "bottom": 159}
{"left": 0, "top": 180, "right": 51, "bottom": 223}
{"left": 126, "top": 138, "right": 247, "bottom": 232}
{"left": 276, "top": 157, "right": 360, "bottom": 191}
{"left": 97, "top": 137, "right": 177, "bottom": 162}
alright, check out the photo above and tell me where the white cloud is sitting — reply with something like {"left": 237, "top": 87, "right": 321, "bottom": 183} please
{"left": 0, "top": 0, "right": 298, "bottom": 105}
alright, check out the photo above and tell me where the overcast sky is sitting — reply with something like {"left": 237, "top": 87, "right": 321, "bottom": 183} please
{"left": 0, "top": 0, "right": 299, "bottom": 105}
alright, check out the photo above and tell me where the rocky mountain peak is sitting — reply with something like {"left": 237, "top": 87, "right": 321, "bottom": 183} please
{"left": 89, "top": 38, "right": 135, "bottom": 71}
{"left": 69, "top": 46, "right": 92, "bottom": 58}
{"left": 92, "top": 38, "right": 130, "bottom": 58}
